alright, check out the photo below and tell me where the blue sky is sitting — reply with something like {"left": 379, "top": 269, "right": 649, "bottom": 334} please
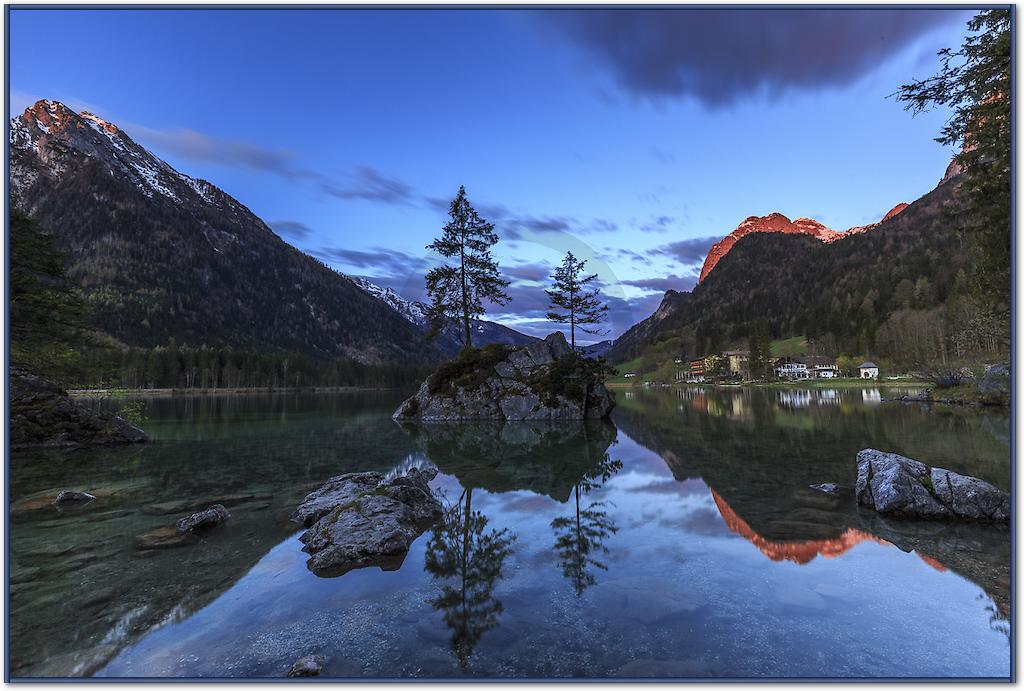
{"left": 9, "top": 8, "right": 974, "bottom": 342}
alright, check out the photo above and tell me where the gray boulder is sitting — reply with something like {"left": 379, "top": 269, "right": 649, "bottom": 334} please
{"left": 176, "top": 504, "right": 230, "bottom": 533}
{"left": 54, "top": 490, "right": 96, "bottom": 505}
{"left": 856, "top": 449, "right": 1008, "bottom": 521}
{"left": 393, "top": 332, "right": 615, "bottom": 422}
{"left": 287, "top": 654, "right": 326, "bottom": 677}
{"left": 292, "top": 467, "right": 442, "bottom": 577}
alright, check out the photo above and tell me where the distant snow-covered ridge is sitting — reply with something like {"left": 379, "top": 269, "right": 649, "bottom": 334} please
{"left": 348, "top": 276, "right": 538, "bottom": 349}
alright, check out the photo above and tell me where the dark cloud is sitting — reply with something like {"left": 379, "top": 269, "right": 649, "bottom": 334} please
{"left": 505, "top": 261, "right": 554, "bottom": 283}
{"left": 322, "top": 166, "right": 416, "bottom": 205}
{"left": 313, "top": 246, "right": 428, "bottom": 278}
{"left": 540, "top": 9, "right": 963, "bottom": 107}
{"left": 269, "top": 220, "right": 312, "bottom": 241}
{"left": 620, "top": 274, "right": 696, "bottom": 293}
{"left": 649, "top": 235, "right": 720, "bottom": 265}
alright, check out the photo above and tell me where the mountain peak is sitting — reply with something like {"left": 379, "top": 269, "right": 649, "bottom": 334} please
{"left": 698, "top": 205, "right": 904, "bottom": 283}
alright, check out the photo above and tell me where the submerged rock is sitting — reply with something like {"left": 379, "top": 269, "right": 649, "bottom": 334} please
{"left": 392, "top": 332, "right": 615, "bottom": 422}
{"left": 809, "top": 483, "right": 839, "bottom": 495}
{"left": 176, "top": 504, "right": 230, "bottom": 533}
{"left": 54, "top": 490, "right": 96, "bottom": 505}
{"left": 134, "top": 526, "right": 198, "bottom": 550}
{"left": 855, "top": 449, "right": 1008, "bottom": 521}
{"left": 10, "top": 367, "right": 148, "bottom": 450}
{"left": 291, "top": 468, "right": 442, "bottom": 577}
{"left": 287, "top": 654, "right": 326, "bottom": 677}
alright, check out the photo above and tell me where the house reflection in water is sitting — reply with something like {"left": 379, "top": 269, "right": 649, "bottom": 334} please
{"left": 861, "top": 389, "right": 882, "bottom": 405}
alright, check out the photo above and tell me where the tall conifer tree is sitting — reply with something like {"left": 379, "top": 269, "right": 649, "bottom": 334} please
{"left": 424, "top": 186, "right": 510, "bottom": 348}
{"left": 546, "top": 252, "right": 609, "bottom": 350}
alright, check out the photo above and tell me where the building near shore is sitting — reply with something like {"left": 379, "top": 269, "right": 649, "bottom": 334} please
{"left": 722, "top": 350, "right": 750, "bottom": 377}
{"left": 858, "top": 362, "right": 879, "bottom": 379}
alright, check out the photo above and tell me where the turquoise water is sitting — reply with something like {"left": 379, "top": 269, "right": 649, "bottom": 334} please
{"left": 9, "top": 387, "right": 1011, "bottom": 678}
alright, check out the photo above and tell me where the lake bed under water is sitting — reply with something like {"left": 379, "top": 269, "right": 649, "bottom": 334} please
{"left": 9, "top": 387, "right": 1011, "bottom": 679}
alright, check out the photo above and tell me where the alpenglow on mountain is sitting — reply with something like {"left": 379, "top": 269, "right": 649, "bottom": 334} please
{"left": 8, "top": 100, "right": 532, "bottom": 362}
{"left": 697, "top": 204, "right": 908, "bottom": 283}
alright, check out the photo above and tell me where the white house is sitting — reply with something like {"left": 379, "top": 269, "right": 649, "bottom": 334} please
{"left": 775, "top": 361, "right": 808, "bottom": 380}
{"left": 812, "top": 364, "right": 839, "bottom": 379}
{"left": 858, "top": 362, "right": 879, "bottom": 379}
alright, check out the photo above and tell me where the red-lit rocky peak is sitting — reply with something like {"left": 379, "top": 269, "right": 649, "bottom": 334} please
{"left": 79, "top": 111, "right": 120, "bottom": 136}
{"left": 697, "top": 204, "right": 908, "bottom": 283}
{"left": 18, "top": 99, "right": 90, "bottom": 140}
{"left": 699, "top": 212, "right": 838, "bottom": 283}
{"left": 881, "top": 202, "right": 910, "bottom": 222}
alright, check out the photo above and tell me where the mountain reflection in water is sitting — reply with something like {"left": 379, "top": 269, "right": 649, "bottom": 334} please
{"left": 8, "top": 389, "right": 1010, "bottom": 679}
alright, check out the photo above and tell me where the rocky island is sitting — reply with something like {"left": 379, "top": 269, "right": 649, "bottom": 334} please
{"left": 393, "top": 332, "right": 615, "bottom": 422}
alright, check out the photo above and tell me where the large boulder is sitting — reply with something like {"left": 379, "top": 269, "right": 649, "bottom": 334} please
{"left": 855, "top": 449, "right": 1008, "bottom": 521}
{"left": 393, "top": 332, "right": 615, "bottom": 422}
{"left": 291, "top": 467, "right": 442, "bottom": 577}
{"left": 10, "top": 367, "right": 148, "bottom": 450}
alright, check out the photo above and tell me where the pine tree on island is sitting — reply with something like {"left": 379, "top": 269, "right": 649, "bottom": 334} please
{"left": 546, "top": 251, "right": 609, "bottom": 351}
{"left": 424, "top": 186, "right": 510, "bottom": 349}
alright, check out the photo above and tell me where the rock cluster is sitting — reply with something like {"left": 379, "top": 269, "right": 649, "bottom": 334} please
{"left": 855, "top": 449, "right": 1008, "bottom": 521}
{"left": 290, "top": 468, "right": 443, "bottom": 577}
{"left": 10, "top": 367, "right": 148, "bottom": 450}
{"left": 393, "top": 332, "right": 615, "bottom": 422}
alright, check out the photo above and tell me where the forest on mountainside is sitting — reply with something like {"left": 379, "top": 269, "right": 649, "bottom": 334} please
{"left": 610, "top": 174, "right": 1005, "bottom": 370}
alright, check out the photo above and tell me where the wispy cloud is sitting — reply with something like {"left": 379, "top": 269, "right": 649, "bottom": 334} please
{"left": 649, "top": 235, "right": 720, "bottom": 265}
{"left": 620, "top": 274, "right": 696, "bottom": 293}
{"left": 322, "top": 166, "right": 416, "bottom": 205}
{"left": 269, "top": 220, "right": 313, "bottom": 241}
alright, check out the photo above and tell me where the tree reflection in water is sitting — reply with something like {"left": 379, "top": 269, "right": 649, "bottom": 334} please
{"left": 424, "top": 487, "right": 515, "bottom": 669}
{"left": 551, "top": 454, "right": 622, "bottom": 596}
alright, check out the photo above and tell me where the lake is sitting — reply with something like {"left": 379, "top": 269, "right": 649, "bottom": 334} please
{"left": 8, "top": 386, "right": 1011, "bottom": 679}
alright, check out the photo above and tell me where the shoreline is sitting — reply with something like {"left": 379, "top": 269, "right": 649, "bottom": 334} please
{"left": 67, "top": 386, "right": 402, "bottom": 397}
{"left": 606, "top": 379, "right": 930, "bottom": 390}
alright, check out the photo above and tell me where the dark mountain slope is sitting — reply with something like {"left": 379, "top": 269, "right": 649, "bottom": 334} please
{"left": 610, "top": 174, "right": 967, "bottom": 362}
{"left": 9, "top": 100, "right": 437, "bottom": 364}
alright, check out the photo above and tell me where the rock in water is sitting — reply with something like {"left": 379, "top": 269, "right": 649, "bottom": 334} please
{"left": 53, "top": 490, "right": 97, "bottom": 505}
{"left": 855, "top": 449, "right": 1008, "bottom": 521}
{"left": 291, "top": 468, "right": 442, "bottom": 577}
{"left": 287, "top": 654, "right": 326, "bottom": 677}
{"left": 393, "top": 332, "right": 615, "bottom": 421}
{"left": 176, "top": 504, "right": 230, "bottom": 533}
{"left": 809, "top": 483, "right": 839, "bottom": 495}
{"left": 10, "top": 367, "right": 148, "bottom": 450}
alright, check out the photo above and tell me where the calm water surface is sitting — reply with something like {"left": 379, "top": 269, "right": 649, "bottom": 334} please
{"left": 9, "top": 387, "right": 1011, "bottom": 679}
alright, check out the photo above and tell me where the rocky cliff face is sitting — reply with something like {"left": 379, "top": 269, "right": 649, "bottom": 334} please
{"left": 697, "top": 204, "right": 908, "bottom": 283}
{"left": 393, "top": 332, "right": 615, "bottom": 421}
